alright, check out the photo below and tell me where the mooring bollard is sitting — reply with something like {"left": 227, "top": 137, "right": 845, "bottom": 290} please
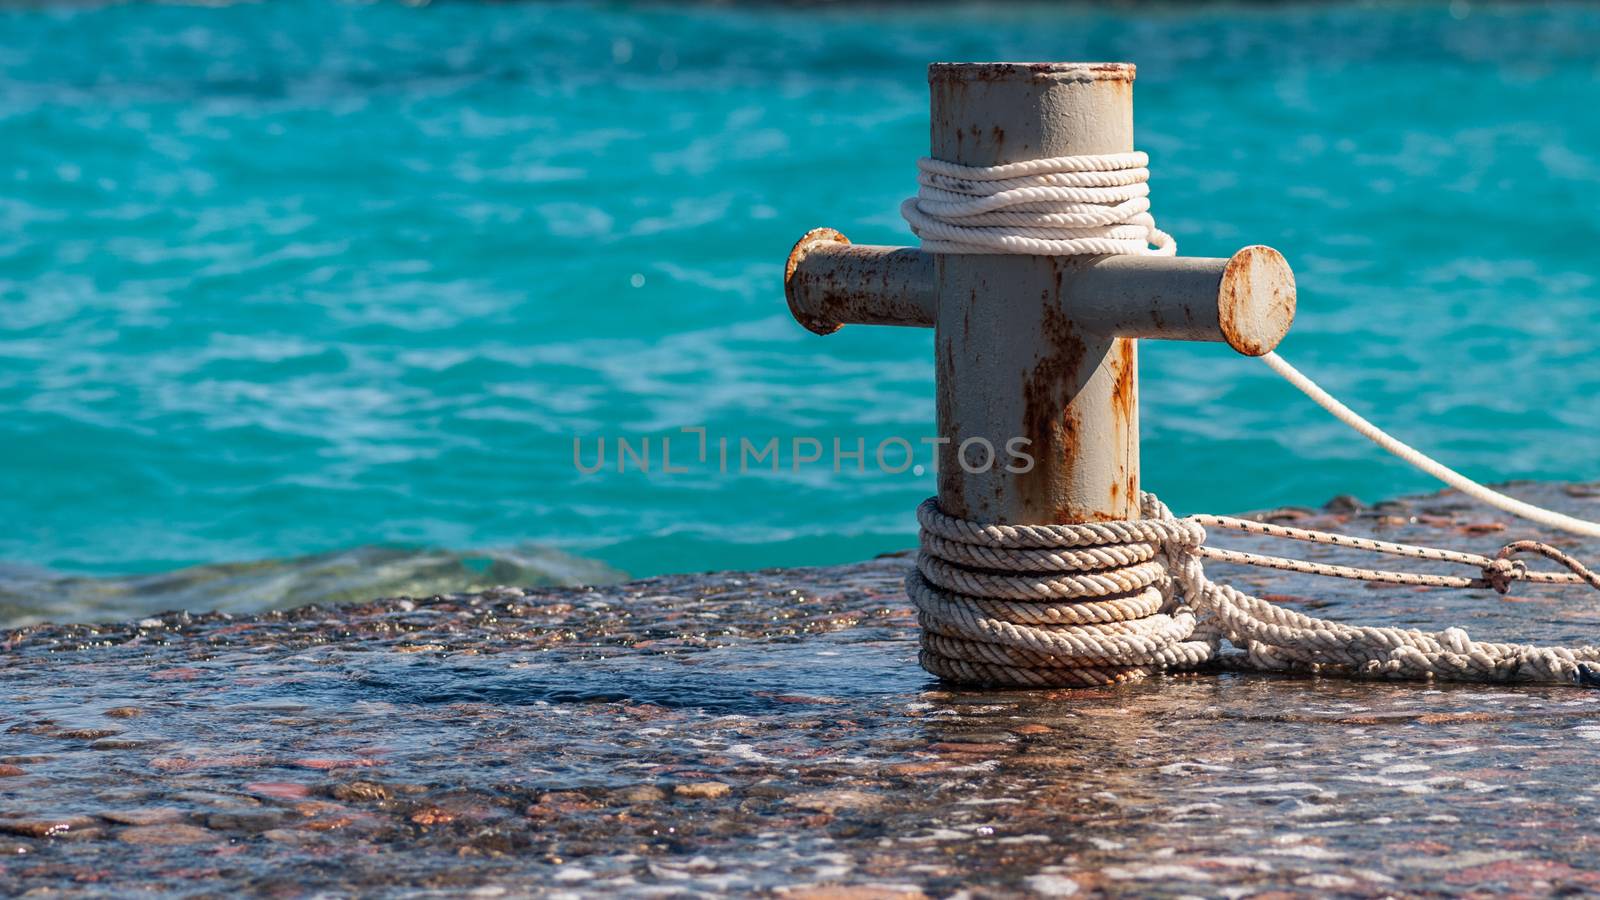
{"left": 785, "top": 62, "right": 1296, "bottom": 527}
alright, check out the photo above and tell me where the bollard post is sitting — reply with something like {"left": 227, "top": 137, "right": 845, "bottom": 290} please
{"left": 784, "top": 62, "right": 1295, "bottom": 529}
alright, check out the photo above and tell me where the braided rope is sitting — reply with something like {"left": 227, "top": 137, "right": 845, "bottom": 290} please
{"left": 898, "top": 151, "right": 1600, "bottom": 689}
{"left": 1189, "top": 518, "right": 1600, "bottom": 592}
{"left": 920, "top": 532, "right": 1157, "bottom": 572}
{"left": 917, "top": 497, "right": 1188, "bottom": 548}
{"left": 900, "top": 152, "right": 1175, "bottom": 256}
{"left": 1261, "top": 352, "right": 1600, "bottom": 540}
{"left": 912, "top": 493, "right": 1600, "bottom": 688}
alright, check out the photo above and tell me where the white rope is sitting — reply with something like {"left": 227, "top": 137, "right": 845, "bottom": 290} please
{"left": 900, "top": 152, "right": 1175, "bottom": 256}
{"left": 913, "top": 494, "right": 1600, "bottom": 688}
{"left": 900, "top": 151, "right": 1600, "bottom": 689}
{"left": 1261, "top": 351, "right": 1600, "bottom": 539}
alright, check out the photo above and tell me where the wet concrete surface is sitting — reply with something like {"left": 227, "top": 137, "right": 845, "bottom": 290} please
{"left": 5, "top": 482, "right": 1600, "bottom": 897}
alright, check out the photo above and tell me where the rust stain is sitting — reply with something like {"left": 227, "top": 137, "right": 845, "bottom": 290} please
{"left": 1018, "top": 268, "right": 1088, "bottom": 526}
{"left": 1218, "top": 245, "right": 1255, "bottom": 353}
{"left": 1109, "top": 338, "right": 1136, "bottom": 427}
{"left": 784, "top": 228, "right": 848, "bottom": 336}
{"left": 1052, "top": 403, "right": 1083, "bottom": 524}
{"left": 1114, "top": 339, "right": 1139, "bottom": 520}
{"left": 786, "top": 239, "right": 935, "bottom": 335}
{"left": 928, "top": 62, "right": 1135, "bottom": 85}
{"left": 1219, "top": 245, "right": 1295, "bottom": 357}
{"left": 1086, "top": 62, "right": 1136, "bottom": 79}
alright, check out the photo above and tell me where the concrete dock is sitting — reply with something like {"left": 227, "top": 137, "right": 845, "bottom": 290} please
{"left": 5, "top": 482, "right": 1600, "bottom": 896}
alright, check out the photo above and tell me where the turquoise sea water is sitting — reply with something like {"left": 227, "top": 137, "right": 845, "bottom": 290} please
{"left": 3, "top": 0, "right": 1599, "bottom": 624}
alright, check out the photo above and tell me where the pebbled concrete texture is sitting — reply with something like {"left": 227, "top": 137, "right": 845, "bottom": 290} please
{"left": 4, "top": 481, "right": 1600, "bottom": 897}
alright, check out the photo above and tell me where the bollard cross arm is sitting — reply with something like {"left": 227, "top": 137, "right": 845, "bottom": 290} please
{"left": 785, "top": 227, "right": 1294, "bottom": 357}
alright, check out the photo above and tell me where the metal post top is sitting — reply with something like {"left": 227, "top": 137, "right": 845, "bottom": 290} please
{"left": 928, "top": 62, "right": 1135, "bottom": 85}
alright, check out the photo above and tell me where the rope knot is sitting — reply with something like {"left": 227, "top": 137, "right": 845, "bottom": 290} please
{"left": 1481, "top": 556, "right": 1526, "bottom": 594}
{"left": 1168, "top": 517, "right": 1207, "bottom": 551}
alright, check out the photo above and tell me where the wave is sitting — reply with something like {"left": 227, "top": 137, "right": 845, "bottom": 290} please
{"left": 0, "top": 544, "right": 625, "bottom": 629}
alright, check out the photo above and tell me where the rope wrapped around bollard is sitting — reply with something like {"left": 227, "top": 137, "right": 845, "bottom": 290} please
{"left": 909, "top": 496, "right": 1214, "bottom": 686}
{"left": 902, "top": 148, "right": 1600, "bottom": 679}
{"left": 910, "top": 493, "right": 1600, "bottom": 688}
{"left": 900, "top": 150, "right": 1600, "bottom": 688}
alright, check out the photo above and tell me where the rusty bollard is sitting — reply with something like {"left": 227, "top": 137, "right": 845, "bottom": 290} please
{"left": 785, "top": 62, "right": 1296, "bottom": 527}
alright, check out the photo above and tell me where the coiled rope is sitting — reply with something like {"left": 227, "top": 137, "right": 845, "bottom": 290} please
{"left": 911, "top": 495, "right": 1600, "bottom": 688}
{"left": 900, "top": 152, "right": 1175, "bottom": 256}
{"left": 901, "top": 152, "right": 1600, "bottom": 688}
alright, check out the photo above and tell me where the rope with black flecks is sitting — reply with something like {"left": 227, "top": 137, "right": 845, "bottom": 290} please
{"left": 911, "top": 494, "right": 1600, "bottom": 687}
